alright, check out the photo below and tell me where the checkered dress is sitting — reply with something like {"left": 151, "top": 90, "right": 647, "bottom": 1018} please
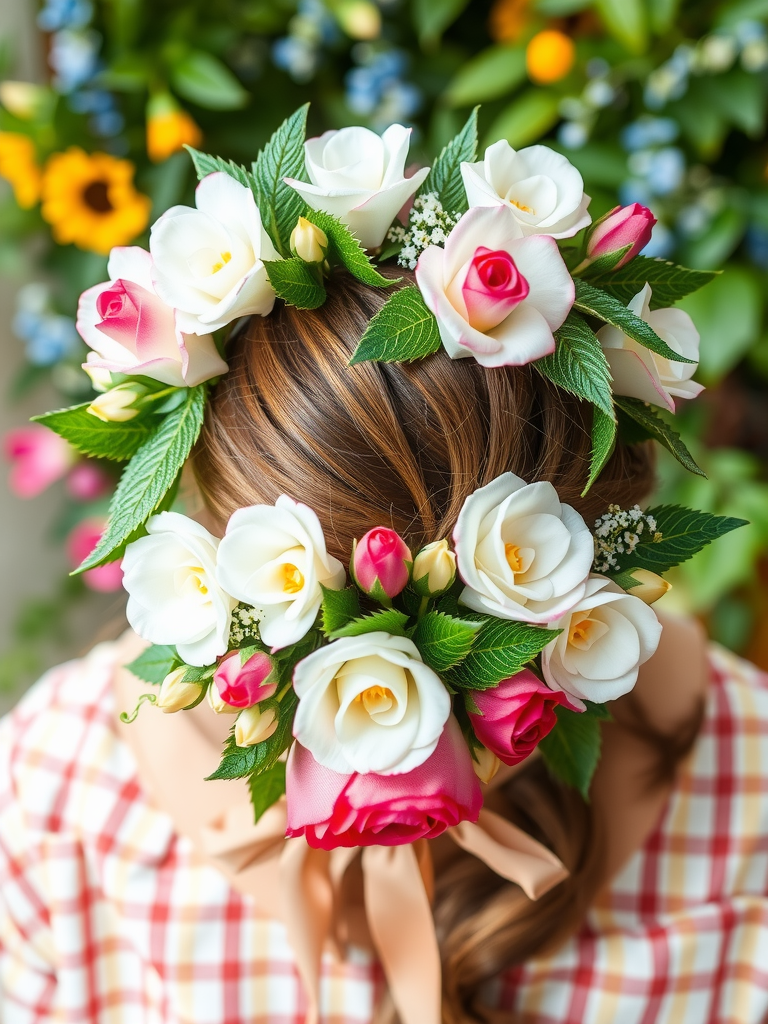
{"left": 2, "top": 640, "right": 768, "bottom": 1023}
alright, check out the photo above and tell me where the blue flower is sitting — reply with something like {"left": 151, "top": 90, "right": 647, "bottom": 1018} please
{"left": 621, "top": 117, "right": 679, "bottom": 152}
{"left": 37, "top": 0, "right": 93, "bottom": 32}
{"left": 49, "top": 29, "right": 101, "bottom": 93}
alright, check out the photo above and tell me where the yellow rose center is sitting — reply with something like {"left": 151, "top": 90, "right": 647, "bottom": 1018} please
{"left": 190, "top": 566, "right": 208, "bottom": 596}
{"left": 569, "top": 614, "right": 599, "bottom": 649}
{"left": 211, "top": 250, "right": 232, "bottom": 274}
{"left": 282, "top": 563, "right": 304, "bottom": 594}
{"left": 505, "top": 543, "right": 524, "bottom": 572}
{"left": 355, "top": 685, "right": 394, "bottom": 714}
{"left": 510, "top": 198, "right": 535, "bottom": 214}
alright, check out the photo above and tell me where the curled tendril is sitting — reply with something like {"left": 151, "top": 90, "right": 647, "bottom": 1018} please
{"left": 119, "top": 692, "right": 158, "bottom": 724}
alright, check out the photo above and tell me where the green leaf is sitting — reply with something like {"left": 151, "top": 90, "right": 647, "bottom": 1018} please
{"left": 538, "top": 703, "right": 607, "bottom": 800}
{"left": 413, "top": 0, "right": 471, "bottom": 45}
{"left": 304, "top": 210, "right": 394, "bottom": 287}
{"left": 418, "top": 107, "right": 478, "bottom": 215}
{"left": 320, "top": 585, "right": 362, "bottom": 636}
{"left": 264, "top": 258, "right": 326, "bottom": 309}
{"left": 32, "top": 403, "right": 158, "bottom": 461}
{"left": 485, "top": 90, "right": 561, "bottom": 150}
{"left": 582, "top": 256, "right": 719, "bottom": 308}
{"left": 584, "top": 406, "right": 617, "bottom": 496}
{"left": 535, "top": 311, "right": 614, "bottom": 417}
{"left": 248, "top": 761, "right": 286, "bottom": 824}
{"left": 207, "top": 690, "right": 298, "bottom": 781}
{"left": 182, "top": 663, "right": 216, "bottom": 683}
{"left": 185, "top": 146, "right": 252, "bottom": 188}
{"left": 446, "top": 45, "right": 527, "bottom": 107}
{"left": 574, "top": 279, "right": 696, "bottom": 365}
{"left": 75, "top": 385, "right": 206, "bottom": 571}
{"left": 126, "top": 644, "right": 180, "bottom": 684}
{"left": 171, "top": 51, "right": 249, "bottom": 111}
{"left": 609, "top": 569, "right": 643, "bottom": 591}
{"left": 329, "top": 608, "right": 410, "bottom": 639}
{"left": 349, "top": 286, "right": 441, "bottom": 364}
{"left": 252, "top": 104, "right": 309, "bottom": 257}
{"left": 615, "top": 397, "right": 705, "bottom": 477}
{"left": 446, "top": 618, "right": 559, "bottom": 690}
{"left": 411, "top": 611, "right": 481, "bottom": 673}
{"left": 593, "top": 0, "right": 647, "bottom": 53}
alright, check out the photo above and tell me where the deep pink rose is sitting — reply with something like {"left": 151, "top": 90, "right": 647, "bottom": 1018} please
{"left": 3, "top": 425, "right": 74, "bottom": 498}
{"left": 286, "top": 717, "right": 482, "bottom": 850}
{"left": 461, "top": 247, "right": 530, "bottom": 333}
{"left": 213, "top": 650, "right": 276, "bottom": 708}
{"left": 67, "top": 518, "right": 123, "bottom": 592}
{"left": 352, "top": 527, "right": 412, "bottom": 599}
{"left": 586, "top": 204, "right": 656, "bottom": 269}
{"left": 467, "top": 670, "right": 577, "bottom": 766}
{"left": 66, "top": 462, "right": 112, "bottom": 502}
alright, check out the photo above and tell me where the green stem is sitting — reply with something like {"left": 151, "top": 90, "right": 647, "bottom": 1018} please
{"left": 417, "top": 596, "right": 429, "bottom": 619}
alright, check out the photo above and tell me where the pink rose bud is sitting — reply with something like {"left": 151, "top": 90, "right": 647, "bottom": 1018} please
{"left": 454, "top": 247, "right": 530, "bottom": 333}
{"left": 67, "top": 518, "right": 123, "bottom": 592}
{"left": 213, "top": 650, "right": 276, "bottom": 708}
{"left": 3, "top": 424, "right": 74, "bottom": 498}
{"left": 585, "top": 203, "right": 656, "bottom": 269}
{"left": 467, "top": 670, "right": 578, "bottom": 767}
{"left": 286, "top": 717, "right": 482, "bottom": 850}
{"left": 352, "top": 527, "right": 412, "bottom": 599}
{"left": 66, "top": 462, "right": 112, "bottom": 502}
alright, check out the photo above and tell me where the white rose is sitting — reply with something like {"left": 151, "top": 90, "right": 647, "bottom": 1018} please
{"left": 216, "top": 496, "right": 345, "bottom": 650}
{"left": 541, "top": 575, "right": 662, "bottom": 703}
{"left": 597, "top": 283, "right": 704, "bottom": 412}
{"left": 292, "top": 632, "right": 451, "bottom": 775}
{"left": 415, "top": 206, "right": 574, "bottom": 367}
{"left": 149, "top": 172, "right": 279, "bottom": 335}
{"left": 461, "top": 140, "right": 591, "bottom": 238}
{"left": 284, "top": 124, "right": 429, "bottom": 250}
{"left": 453, "top": 472, "right": 594, "bottom": 624}
{"left": 122, "top": 512, "right": 235, "bottom": 667}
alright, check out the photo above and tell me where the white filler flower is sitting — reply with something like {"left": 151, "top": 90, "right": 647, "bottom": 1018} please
{"left": 122, "top": 512, "right": 235, "bottom": 667}
{"left": 292, "top": 632, "right": 451, "bottom": 775}
{"left": 461, "top": 140, "right": 591, "bottom": 238}
{"left": 284, "top": 124, "right": 429, "bottom": 250}
{"left": 216, "top": 496, "right": 345, "bottom": 650}
{"left": 150, "top": 172, "right": 279, "bottom": 335}
{"left": 454, "top": 472, "right": 594, "bottom": 624}
{"left": 541, "top": 575, "right": 662, "bottom": 703}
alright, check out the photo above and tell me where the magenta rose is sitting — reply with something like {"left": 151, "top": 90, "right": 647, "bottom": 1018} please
{"left": 352, "top": 527, "right": 412, "bottom": 599}
{"left": 585, "top": 203, "right": 656, "bottom": 269}
{"left": 467, "top": 670, "right": 577, "bottom": 766}
{"left": 285, "top": 716, "right": 482, "bottom": 850}
{"left": 3, "top": 424, "right": 74, "bottom": 499}
{"left": 67, "top": 518, "right": 123, "bottom": 593}
{"left": 456, "top": 247, "right": 530, "bottom": 333}
{"left": 213, "top": 650, "right": 276, "bottom": 709}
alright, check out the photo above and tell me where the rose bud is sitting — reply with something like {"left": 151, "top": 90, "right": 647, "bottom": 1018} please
{"left": 584, "top": 203, "right": 656, "bottom": 270}
{"left": 352, "top": 527, "right": 412, "bottom": 600}
{"left": 156, "top": 668, "right": 203, "bottom": 714}
{"left": 208, "top": 683, "right": 239, "bottom": 715}
{"left": 412, "top": 539, "right": 457, "bottom": 597}
{"left": 87, "top": 383, "right": 146, "bottom": 423}
{"left": 213, "top": 650, "right": 277, "bottom": 709}
{"left": 290, "top": 216, "right": 328, "bottom": 264}
{"left": 467, "top": 670, "right": 577, "bottom": 766}
{"left": 628, "top": 569, "right": 672, "bottom": 606}
{"left": 472, "top": 744, "right": 502, "bottom": 784}
{"left": 235, "top": 705, "right": 278, "bottom": 747}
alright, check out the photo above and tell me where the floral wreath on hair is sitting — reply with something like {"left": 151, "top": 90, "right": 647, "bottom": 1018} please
{"left": 36, "top": 104, "right": 745, "bottom": 852}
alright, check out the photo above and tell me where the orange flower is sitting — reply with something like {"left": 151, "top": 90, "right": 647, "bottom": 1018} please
{"left": 147, "top": 103, "right": 203, "bottom": 163}
{"left": 526, "top": 29, "right": 576, "bottom": 84}
{"left": 488, "top": 0, "right": 531, "bottom": 44}
{"left": 40, "top": 148, "right": 151, "bottom": 255}
{"left": 0, "top": 132, "right": 43, "bottom": 208}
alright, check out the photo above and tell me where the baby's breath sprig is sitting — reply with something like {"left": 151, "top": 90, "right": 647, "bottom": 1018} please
{"left": 228, "top": 603, "right": 262, "bottom": 647}
{"left": 387, "top": 191, "right": 462, "bottom": 270}
{"left": 593, "top": 504, "right": 662, "bottom": 573}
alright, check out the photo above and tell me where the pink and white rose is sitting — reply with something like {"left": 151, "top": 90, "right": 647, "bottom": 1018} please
{"left": 585, "top": 203, "right": 656, "bottom": 268}
{"left": 415, "top": 206, "right": 574, "bottom": 367}
{"left": 352, "top": 527, "right": 412, "bottom": 599}
{"left": 213, "top": 650, "right": 276, "bottom": 708}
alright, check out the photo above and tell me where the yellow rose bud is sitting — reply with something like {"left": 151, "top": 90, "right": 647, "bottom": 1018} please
{"left": 83, "top": 364, "right": 115, "bottom": 393}
{"left": 290, "top": 216, "right": 328, "bottom": 263}
{"left": 413, "top": 539, "right": 457, "bottom": 596}
{"left": 629, "top": 569, "right": 672, "bottom": 606}
{"left": 207, "top": 681, "right": 239, "bottom": 715}
{"left": 87, "top": 383, "right": 144, "bottom": 422}
{"left": 156, "top": 668, "right": 203, "bottom": 714}
{"left": 235, "top": 705, "right": 278, "bottom": 747}
{"left": 473, "top": 745, "right": 502, "bottom": 784}
{"left": 526, "top": 29, "right": 576, "bottom": 85}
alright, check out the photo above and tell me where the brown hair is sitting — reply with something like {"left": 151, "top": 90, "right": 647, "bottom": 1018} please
{"left": 193, "top": 271, "right": 662, "bottom": 1021}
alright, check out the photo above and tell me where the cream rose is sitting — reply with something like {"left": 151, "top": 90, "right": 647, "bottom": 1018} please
{"left": 284, "top": 124, "right": 429, "bottom": 250}
{"left": 453, "top": 472, "right": 594, "bottom": 624}
{"left": 292, "top": 632, "right": 451, "bottom": 775}
{"left": 597, "top": 283, "right": 703, "bottom": 412}
{"left": 216, "top": 496, "right": 345, "bottom": 650}
{"left": 461, "top": 140, "right": 591, "bottom": 239}
{"left": 541, "top": 575, "right": 662, "bottom": 703}
{"left": 122, "top": 512, "right": 235, "bottom": 667}
{"left": 150, "top": 172, "right": 279, "bottom": 335}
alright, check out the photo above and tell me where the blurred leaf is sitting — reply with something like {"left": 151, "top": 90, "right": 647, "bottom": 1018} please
{"left": 413, "top": 0, "right": 472, "bottom": 45}
{"left": 143, "top": 151, "right": 191, "bottom": 221}
{"left": 171, "top": 51, "right": 249, "bottom": 111}
{"left": 533, "top": 0, "right": 590, "bottom": 12}
{"left": 485, "top": 90, "right": 560, "bottom": 149}
{"left": 445, "top": 45, "right": 527, "bottom": 106}
{"left": 593, "top": 0, "right": 648, "bottom": 53}
{"left": 553, "top": 141, "right": 628, "bottom": 189}
{"left": 249, "top": 762, "right": 286, "bottom": 824}
{"left": 671, "top": 89, "right": 728, "bottom": 159}
{"left": 707, "top": 70, "right": 767, "bottom": 138}
{"left": 716, "top": 0, "right": 768, "bottom": 29}
{"left": 98, "top": 54, "right": 150, "bottom": 92}
{"left": 680, "top": 207, "right": 747, "bottom": 270}
{"left": 646, "top": 0, "right": 682, "bottom": 32}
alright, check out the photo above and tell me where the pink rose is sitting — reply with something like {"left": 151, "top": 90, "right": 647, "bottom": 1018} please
{"left": 66, "top": 462, "right": 112, "bottom": 502}
{"left": 352, "top": 527, "right": 412, "bottom": 599}
{"left": 3, "top": 425, "right": 74, "bottom": 498}
{"left": 453, "top": 247, "right": 530, "bottom": 334}
{"left": 467, "top": 670, "right": 577, "bottom": 767}
{"left": 213, "top": 650, "right": 277, "bottom": 708}
{"left": 67, "top": 518, "right": 123, "bottom": 592}
{"left": 77, "top": 246, "right": 228, "bottom": 388}
{"left": 585, "top": 204, "right": 656, "bottom": 269}
{"left": 286, "top": 716, "right": 482, "bottom": 850}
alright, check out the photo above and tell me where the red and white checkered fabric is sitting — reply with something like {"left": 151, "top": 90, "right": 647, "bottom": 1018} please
{"left": 1, "top": 641, "right": 768, "bottom": 1023}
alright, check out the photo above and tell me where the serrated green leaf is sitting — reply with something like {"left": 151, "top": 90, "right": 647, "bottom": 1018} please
{"left": 574, "top": 279, "right": 696, "bottom": 365}
{"left": 536, "top": 311, "right": 614, "bottom": 416}
{"left": 249, "top": 761, "right": 286, "bottom": 824}
{"left": 584, "top": 406, "right": 618, "bottom": 496}
{"left": 264, "top": 258, "right": 326, "bottom": 309}
{"left": 126, "top": 644, "right": 180, "bottom": 684}
{"left": 320, "top": 585, "right": 362, "bottom": 636}
{"left": 303, "top": 210, "right": 394, "bottom": 287}
{"left": 446, "top": 618, "right": 559, "bottom": 690}
{"left": 182, "top": 663, "right": 216, "bottom": 683}
{"left": 615, "top": 396, "right": 705, "bottom": 477}
{"left": 609, "top": 569, "right": 643, "bottom": 591}
{"left": 32, "top": 403, "right": 159, "bottom": 462}
{"left": 253, "top": 104, "right": 308, "bottom": 257}
{"left": 418, "top": 107, "right": 478, "bottom": 214}
{"left": 207, "top": 690, "right": 297, "bottom": 781}
{"left": 75, "top": 385, "right": 206, "bottom": 571}
{"left": 538, "top": 703, "right": 606, "bottom": 800}
{"left": 411, "top": 611, "right": 480, "bottom": 673}
{"left": 349, "top": 286, "right": 441, "bottom": 364}
{"left": 583, "top": 256, "right": 719, "bottom": 308}
{"left": 185, "top": 146, "right": 252, "bottom": 187}
{"left": 329, "top": 608, "right": 410, "bottom": 639}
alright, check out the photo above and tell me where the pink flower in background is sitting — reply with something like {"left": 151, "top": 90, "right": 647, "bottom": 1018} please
{"left": 66, "top": 462, "right": 112, "bottom": 502}
{"left": 352, "top": 527, "right": 412, "bottom": 599}
{"left": 286, "top": 716, "right": 482, "bottom": 850}
{"left": 3, "top": 424, "right": 74, "bottom": 498}
{"left": 213, "top": 650, "right": 276, "bottom": 708}
{"left": 67, "top": 518, "right": 123, "bottom": 593}
{"left": 585, "top": 203, "right": 656, "bottom": 268}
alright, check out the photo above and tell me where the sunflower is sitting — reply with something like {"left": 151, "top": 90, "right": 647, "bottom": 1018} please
{"left": 0, "top": 132, "right": 43, "bottom": 209}
{"left": 40, "top": 148, "right": 151, "bottom": 255}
